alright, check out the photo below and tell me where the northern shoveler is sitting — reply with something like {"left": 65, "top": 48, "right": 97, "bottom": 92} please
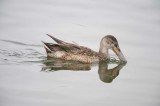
{"left": 42, "top": 34, "right": 127, "bottom": 63}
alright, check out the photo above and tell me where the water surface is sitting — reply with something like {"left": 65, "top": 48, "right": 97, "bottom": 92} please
{"left": 0, "top": 0, "right": 160, "bottom": 106}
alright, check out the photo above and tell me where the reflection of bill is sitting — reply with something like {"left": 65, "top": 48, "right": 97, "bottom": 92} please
{"left": 98, "top": 61, "right": 126, "bottom": 83}
{"left": 41, "top": 58, "right": 126, "bottom": 83}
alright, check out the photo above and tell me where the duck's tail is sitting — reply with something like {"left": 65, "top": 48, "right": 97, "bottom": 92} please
{"left": 41, "top": 41, "right": 53, "bottom": 53}
{"left": 42, "top": 41, "right": 66, "bottom": 53}
{"left": 46, "top": 34, "right": 68, "bottom": 45}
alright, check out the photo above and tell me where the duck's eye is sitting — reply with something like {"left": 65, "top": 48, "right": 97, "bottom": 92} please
{"left": 115, "top": 43, "right": 118, "bottom": 47}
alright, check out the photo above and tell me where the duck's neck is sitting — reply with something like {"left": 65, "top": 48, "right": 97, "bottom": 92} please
{"left": 99, "top": 42, "right": 109, "bottom": 60}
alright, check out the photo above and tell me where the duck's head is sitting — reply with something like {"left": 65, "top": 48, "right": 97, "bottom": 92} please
{"left": 100, "top": 35, "right": 127, "bottom": 63}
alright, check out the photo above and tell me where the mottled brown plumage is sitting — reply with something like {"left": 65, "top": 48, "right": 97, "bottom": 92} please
{"left": 42, "top": 34, "right": 127, "bottom": 63}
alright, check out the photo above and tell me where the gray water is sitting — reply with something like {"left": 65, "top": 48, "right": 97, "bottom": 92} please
{"left": 0, "top": 0, "right": 160, "bottom": 106}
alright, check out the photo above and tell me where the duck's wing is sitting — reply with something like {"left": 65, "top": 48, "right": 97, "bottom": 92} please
{"left": 44, "top": 34, "right": 98, "bottom": 56}
{"left": 59, "top": 44, "right": 98, "bottom": 56}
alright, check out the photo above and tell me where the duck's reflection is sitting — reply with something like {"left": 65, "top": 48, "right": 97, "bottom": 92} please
{"left": 41, "top": 57, "right": 126, "bottom": 83}
{"left": 41, "top": 58, "right": 91, "bottom": 71}
{"left": 98, "top": 61, "right": 126, "bottom": 83}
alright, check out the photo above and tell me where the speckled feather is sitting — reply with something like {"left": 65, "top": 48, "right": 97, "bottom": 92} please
{"left": 43, "top": 34, "right": 103, "bottom": 63}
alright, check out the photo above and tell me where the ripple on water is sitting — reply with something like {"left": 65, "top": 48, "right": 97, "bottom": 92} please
{"left": 0, "top": 39, "right": 45, "bottom": 65}
{"left": 0, "top": 48, "right": 45, "bottom": 65}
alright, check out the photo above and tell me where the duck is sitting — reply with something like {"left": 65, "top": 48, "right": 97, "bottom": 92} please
{"left": 42, "top": 34, "right": 127, "bottom": 63}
